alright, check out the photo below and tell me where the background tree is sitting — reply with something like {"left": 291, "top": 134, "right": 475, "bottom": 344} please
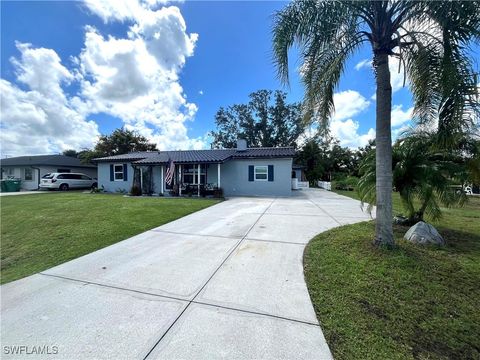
{"left": 62, "top": 149, "right": 79, "bottom": 158}
{"left": 94, "top": 128, "right": 157, "bottom": 155}
{"left": 78, "top": 128, "right": 157, "bottom": 164}
{"left": 296, "top": 134, "right": 361, "bottom": 183}
{"left": 210, "top": 90, "right": 306, "bottom": 148}
{"left": 273, "top": 0, "right": 480, "bottom": 246}
{"left": 295, "top": 139, "right": 324, "bottom": 183}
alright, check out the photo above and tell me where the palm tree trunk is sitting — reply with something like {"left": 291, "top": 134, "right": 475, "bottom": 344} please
{"left": 373, "top": 52, "right": 394, "bottom": 246}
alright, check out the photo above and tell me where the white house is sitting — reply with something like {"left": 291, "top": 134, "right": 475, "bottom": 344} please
{"left": 0, "top": 155, "right": 97, "bottom": 190}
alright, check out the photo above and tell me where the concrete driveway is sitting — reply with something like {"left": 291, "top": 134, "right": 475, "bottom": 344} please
{"left": 1, "top": 189, "right": 373, "bottom": 359}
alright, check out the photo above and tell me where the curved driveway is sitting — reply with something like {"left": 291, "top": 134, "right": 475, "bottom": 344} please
{"left": 1, "top": 189, "right": 373, "bottom": 359}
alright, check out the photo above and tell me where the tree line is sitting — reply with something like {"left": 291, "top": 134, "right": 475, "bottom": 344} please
{"left": 62, "top": 128, "right": 157, "bottom": 164}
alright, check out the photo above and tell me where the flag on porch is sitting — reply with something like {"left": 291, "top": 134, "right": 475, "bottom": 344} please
{"left": 165, "top": 158, "right": 175, "bottom": 185}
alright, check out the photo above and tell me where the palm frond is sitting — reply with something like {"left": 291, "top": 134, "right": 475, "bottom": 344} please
{"left": 401, "top": 1, "right": 480, "bottom": 149}
{"left": 272, "top": 0, "right": 368, "bottom": 131}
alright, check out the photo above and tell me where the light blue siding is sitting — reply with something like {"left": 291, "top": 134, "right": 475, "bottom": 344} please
{"left": 220, "top": 158, "right": 292, "bottom": 197}
{"left": 206, "top": 164, "right": 220, "bottom": 186}
{"left": 98, "top": 158, "right": 293, "bottom": 197}
{"left": 98, "top": 163, "right": 135, "bottom": 193}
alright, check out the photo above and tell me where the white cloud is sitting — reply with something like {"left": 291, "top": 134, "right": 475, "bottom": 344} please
{"left": 83, "top": 0, "right": 169, "bottom": 23}
{"left": 354, "top": 56, "right": 406, "bottom": 93}
{"left": 391, "top": 104, "right": 413, "bottom": 127}
{"left": 77, "top": 3, "right": 203, "bottom": 150}
{"left": 0, "top": 44, "right": 99, "bottom": 157}
{"left": 326, "top": 90, "right": 374, "bottom": 148}
{"left": 199, "top": 90, "right": 203, "bottom": 95}
{"left": 1, "top": 2, "right": 205, "bottom": 156}
{"left": 328, "top": 90, "right": 413, "bottom": 148}
{"left": 355, "top": 58, "right": 371, "bottom": 71}
{"left": 330, "top": 118, "right": 375, "bottom": 148}
{"left": 389, "top": 56, "right": 407, "bottom": 93}
{"left": 332, "top": 90, "right": 370, "bottom": 121}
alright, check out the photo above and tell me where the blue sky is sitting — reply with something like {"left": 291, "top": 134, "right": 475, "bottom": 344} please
{"left": 1, "top": 1, "right": 474, "bottom": 156}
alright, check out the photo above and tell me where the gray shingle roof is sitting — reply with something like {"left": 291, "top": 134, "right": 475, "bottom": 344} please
{"left": 0, "top": 155, "right": 96, "bottom": 168}
{"left": 94, "top": 147, "right": 295, "bottom": 165}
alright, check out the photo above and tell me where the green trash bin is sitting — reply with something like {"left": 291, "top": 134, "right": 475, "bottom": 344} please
{"left": 4, "top": 179, "right": 21, "bottom": 192}
{"left": 11, "top": 179, "right": 21, "bottom": 192}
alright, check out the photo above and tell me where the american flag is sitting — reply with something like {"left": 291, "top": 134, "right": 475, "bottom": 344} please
{"left": 165, "top": 158, "right": 175, "bottom": 185}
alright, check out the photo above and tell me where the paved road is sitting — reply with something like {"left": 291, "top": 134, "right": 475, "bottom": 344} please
{"left": 1, "top": 189, "right": 374, "bottom": 359}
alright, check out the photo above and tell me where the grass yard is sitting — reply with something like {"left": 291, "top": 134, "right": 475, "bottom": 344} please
{"left": 305, "top": 191, "right": 480, "bottom": 359}
{"left": 0, "top": 193, "right": 220, "bottom": 284}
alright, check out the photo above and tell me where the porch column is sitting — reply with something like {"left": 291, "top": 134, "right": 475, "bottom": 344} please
{"left": 179, "top": 165, "right": 182, "bottom": 196}
{"left": 160, "top": 165, "right": 164, "bottom": 194}
{"left": 197, "top": 164, "right": 201, "bottom": 196}
{"left": 217, "top": 163, "right": 221, "bottom": 188}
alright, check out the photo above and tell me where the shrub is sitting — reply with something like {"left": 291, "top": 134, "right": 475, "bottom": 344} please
{"left": 90, "top": 185, "right": 105, "bottom": 193}
{"left": 333, "top": 176, "right": 358, "bottom": 191}
{"left": 213, "top": 188, "right": 224, "bottom": 198}
{"left": 130, "top": 185, "right": 142, "bottom": 196}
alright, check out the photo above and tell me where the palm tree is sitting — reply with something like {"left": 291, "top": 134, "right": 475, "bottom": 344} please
{"left": 358, "top": 135, "right": 467, "bottom": 224}
{"left": 272, "top": 0, "right": 480, "bottom": 246}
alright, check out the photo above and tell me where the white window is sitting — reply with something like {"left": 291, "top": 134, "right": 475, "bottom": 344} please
{"left": 114, "top": 164, "right": 124, "bottom": 181}
{"left": 24, "top": 168, "right": 33, "bottom": 181}
{"left": 182, "top": 164, "right": 206, "bottom": 184}
{"left": 254, "top": 166, "right": 268, "bottom": 181}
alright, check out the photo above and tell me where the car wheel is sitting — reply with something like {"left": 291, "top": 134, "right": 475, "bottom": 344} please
{"left": 59, "top": 184, "right": 69, "bottom": 191}
{"left": 92, "top": 182, "right": 98, "bottom": 189}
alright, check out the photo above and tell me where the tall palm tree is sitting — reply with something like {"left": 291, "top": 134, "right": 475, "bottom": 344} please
{"left": 272, "top": 0, "right": 480, "bottom": 246}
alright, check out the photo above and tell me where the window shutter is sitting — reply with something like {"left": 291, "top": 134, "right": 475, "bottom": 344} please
{"left": 123, "top": 164, "right": 128, "bottom": 181}
{"left": 248, "top": 165, "right": 254, "bottom": 182}
{"left": 110, "top": 164, "right": 114, "bottom": 181}
{"left": 268, "top": 165, "right": 274, "bottom": 182}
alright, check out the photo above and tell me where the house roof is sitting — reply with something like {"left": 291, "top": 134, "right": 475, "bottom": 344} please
{"left": 94, "top": 147, "right": 296, "bottom": 165}
{"left": 0, "top": 155, "right": 96, "bottom": 168}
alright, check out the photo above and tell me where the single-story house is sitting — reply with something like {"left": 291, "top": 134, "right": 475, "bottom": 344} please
{"left": 0, "top": 155, "right": 97, "bottom": 190}
{"left": 94, "top": 140, "right": 296, "bottom": 197}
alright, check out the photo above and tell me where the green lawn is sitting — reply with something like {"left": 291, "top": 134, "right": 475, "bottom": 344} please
{"left": 0, "top": 193, "right": 220, "bottom": 284}
{"left": 304, "top": 192, "right": 480, "bottom": 359}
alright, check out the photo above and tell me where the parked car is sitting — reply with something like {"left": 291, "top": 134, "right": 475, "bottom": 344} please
{"left": 39, "top": 173, "right": 97, "bottom": 191}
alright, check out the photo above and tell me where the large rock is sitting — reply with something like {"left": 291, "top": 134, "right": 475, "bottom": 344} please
{"left": 404, "top": 221, "right": 445, "bottom": 246}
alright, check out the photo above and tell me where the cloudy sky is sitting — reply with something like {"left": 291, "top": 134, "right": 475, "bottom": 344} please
{"left": 1, "top": 0, "right": 474, "bottom": 157}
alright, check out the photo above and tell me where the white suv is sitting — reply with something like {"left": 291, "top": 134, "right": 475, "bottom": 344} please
{"left": 40, "top": 173, "right": 98, "bottom": 191}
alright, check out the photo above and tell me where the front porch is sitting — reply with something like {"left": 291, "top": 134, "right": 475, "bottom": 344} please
{"left": 133, "top": 162, "right": 222, "bottom": 197}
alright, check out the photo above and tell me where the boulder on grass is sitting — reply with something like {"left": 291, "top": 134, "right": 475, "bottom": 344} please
{"left": 404, "top": 221, "right": 445, "bottom": 246}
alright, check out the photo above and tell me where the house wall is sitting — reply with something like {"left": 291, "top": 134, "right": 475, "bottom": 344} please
{"left": 98, "top": 163, "right": 135, "bottom": 193}
{"left": 206, "top": 164, "right": 220, "bottom": 186}
{"left": 151, "top": 166, "right": 162, "bottom": 193}
{"left": 220, "top": 158, "right": 293, "bottom": 197}
{"left": 1, "top": 165, "right": 97, "bottom": 190}
{"left": 98, "top": 159, "right": 293, "bottom": 197}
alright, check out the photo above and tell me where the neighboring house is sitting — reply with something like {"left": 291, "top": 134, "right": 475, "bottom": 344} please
{"left": 0, "top": 155, "right": 97, "bottom": 191}
{"left": 94, "top": 140, "right": 295, "bottom": 197}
